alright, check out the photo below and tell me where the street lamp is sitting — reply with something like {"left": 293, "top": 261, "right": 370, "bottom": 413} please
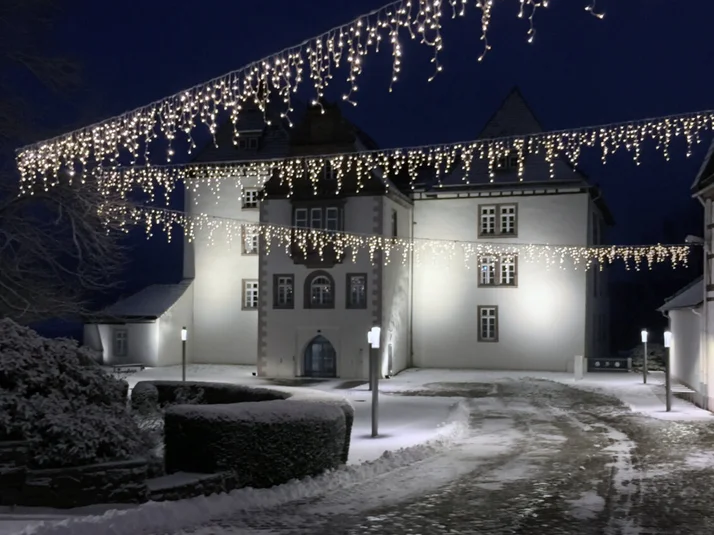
{"left": 664, "top": 330, "right": 672, "bottom": 412}
{"left": 641, "top": 329, "right": 648, "bottom": 384}
{"left": 181, "top": 327, "right": 188, "bottom": 382}
{"left": 367, "top": 326, "right": 381, "bottom": 438}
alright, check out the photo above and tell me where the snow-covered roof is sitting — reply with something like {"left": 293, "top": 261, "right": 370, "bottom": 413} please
{"left": 98, "top": 280, "right": 192, "bottom": 320}
{"left": 658, "top": 277, "right": 703, "bottom": 312}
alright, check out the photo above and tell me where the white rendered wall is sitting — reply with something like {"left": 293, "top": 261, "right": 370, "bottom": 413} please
{"left": 156, "top": 282, "right": 195, "bottom": 366}
{"left": 379, "top": 195, "right": 413, "bottom": 377}
{"left": 92, "top": 322, "right": 159, "bottom": 366}
{"left": 412, "top": 191, "right": 590, "bottom": 371}
{"left": 669, "top": 307, "right": 701, "bottom": 391}
{"left": 259, "top": 196, "right": 382, "bottom": 379}
{"left": 189, "top": 173, "right": 263, "bottom": 365}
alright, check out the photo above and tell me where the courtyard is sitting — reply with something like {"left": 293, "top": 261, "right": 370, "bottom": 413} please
{"left": 8, "top": 367, "right": 714, "bottom": 535}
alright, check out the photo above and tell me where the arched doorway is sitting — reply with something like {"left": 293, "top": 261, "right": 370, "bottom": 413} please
{"left": 303, "top": 335, "right": 337, "bottom": 378}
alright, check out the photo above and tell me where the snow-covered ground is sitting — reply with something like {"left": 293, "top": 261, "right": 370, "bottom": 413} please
{"left": 4, "top": 366, "right": 713, "bottom": 535}
{"left": 376, "top": 368, "right": 713, "bottom": 422}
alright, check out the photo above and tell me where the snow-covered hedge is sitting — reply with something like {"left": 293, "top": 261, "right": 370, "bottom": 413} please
{"left": 164, "top": 400, "right": 347, "bottom": 488}
{"left": 147, "top": 381, "right": 353, "bottom": 487}
{"left": 0, "top": 319, "right": 146, "bottom": 469}
{"left": 131, "top": 380, "right": 283, "bottom": 411}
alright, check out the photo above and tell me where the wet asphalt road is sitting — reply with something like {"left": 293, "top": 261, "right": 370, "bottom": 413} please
{"left": 177, "top": 379, "right": 714, "bottom": 535}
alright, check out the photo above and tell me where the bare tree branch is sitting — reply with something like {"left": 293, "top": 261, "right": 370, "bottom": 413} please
{"left": 0, "top": 1, "right": 128, "bottom": 323}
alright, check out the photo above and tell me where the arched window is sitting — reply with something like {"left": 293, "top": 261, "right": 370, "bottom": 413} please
{"left": 304, "top": 271, "right": 335, "bottom": 308}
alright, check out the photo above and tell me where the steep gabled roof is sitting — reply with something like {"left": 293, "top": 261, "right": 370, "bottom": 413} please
{"left": 657, "top": 276, "right": 703, "bottom": 312}
{"left": 91, "top": 280, "right": 193, "bottom": 321}
{"left": 692, "top": 139, "right": 714, "bottom": 194}
{"left": 477, "top": 87, "right": 543, "bottom": 139}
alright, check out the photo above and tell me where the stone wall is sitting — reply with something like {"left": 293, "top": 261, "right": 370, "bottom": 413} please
{"left": 148, "top": 471, "right": 237, "bottom": 502}
{"left": 0, "top": 441, "right": 28, "bottom": 506}
{"left": 21, "top": 458, "right": 148, "bottom": 508}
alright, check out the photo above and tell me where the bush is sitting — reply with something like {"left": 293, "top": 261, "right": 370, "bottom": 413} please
{"left": 0, "top": 319, "right": 147, "bottom": 469}
{"left": 165, "top": 400, "right": 346, "bottom": 488}
{"left": 146, "top": 381, "right": 354, "bottom": 486}
{"left": 131, "top": 380, "right": 285, "bottom": 411}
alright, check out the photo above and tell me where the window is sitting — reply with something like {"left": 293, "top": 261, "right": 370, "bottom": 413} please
{"left": 500, "top": 205, "right": 517, "bottom": 235}
{"left": 238, "top": 136, "right": 259, "bottom": 150}
{"left": 479, "top": 256, "right": 496, "bottom": 286}
{"left": 273, "top": 274, "right": 294, "bottom": 309}
{"left": 496, "top": 151, "right": 519, "bottom": 170}
{"left": 480, "top": 206, "right": 496, "bottom": 235}
{"left": 478, "top": 306, "right": 498, "bottom": 342}
{"left": 242, "top": 227, "right": 259, "bottom": 255}
{"left": 310, "top": 207, "right": 323, "bottom": 229}
{"left": 304, "top": 271, "right": 335, "bottom": 309}
{"left": 242, "top": 280, "right": 259, "bottom": 310}
{"left": 324, "top": 162, "right": 337, "bottom": 181}
{"left": 293, "top": 206, "right": 342, "bottom": 231}
{"left": 326, "top": 207, "right": 339, "bottom": 231}
{"left": 294, "top": 208, "right": 309, "bottom": 228}
{"left": 346, "top": 273, "right": 367, "bottom": 309}
{"left": 479, "top": 256, "right": 518, "bottom": 287}
{"left": 500, "top": 256, "right": 517, "bottom": 286}
{"left": 242, "top": 188, "right": 259, "bottom": 209}
{"left": 391, "top": 210, "right": 398, "bottom": 237}
{"left": 113, "top": 329, "right": 128, "bottom": 357}
{"left": 479, "top": 204, "right": 518, "bottom": 237}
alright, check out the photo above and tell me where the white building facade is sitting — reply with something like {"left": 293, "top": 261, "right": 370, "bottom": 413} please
{"left": 90, "top": 90, "right": 612, "bottom": 376}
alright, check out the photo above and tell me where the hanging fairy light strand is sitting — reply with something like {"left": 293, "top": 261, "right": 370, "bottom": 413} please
{"left": 15, "top": 0, "right": 604, "bottom": 188}
{"left": 104, "top": 203, "right": 691, "bottom": 272}
{"left": 63, "top": 108, "right": 714, "bottom": 204}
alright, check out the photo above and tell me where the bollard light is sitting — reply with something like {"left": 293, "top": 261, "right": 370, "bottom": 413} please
{"left": 641, "top": 329, "right": 648, "bottom": 343}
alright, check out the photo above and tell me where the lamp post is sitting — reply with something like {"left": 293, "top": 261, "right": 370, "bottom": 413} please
{"left": 664, "top": 330, "right": 672, "bottom": 412}
{"left": 367, "top": 326, "right": 381, "bottom": 438}
{"left": 181, "top": 327, "right": 188, "bottom": 382}
{"left": 641, "top": 329, "right": 648, "bottom": 384}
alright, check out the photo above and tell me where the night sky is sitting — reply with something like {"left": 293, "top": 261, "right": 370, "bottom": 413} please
{"left": 34, "top": 1, "right": 714, "bottom": 344}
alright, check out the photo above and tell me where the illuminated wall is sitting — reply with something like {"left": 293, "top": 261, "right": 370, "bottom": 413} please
{"left": 668, "top": 307, "right": 701, "bottom": 391}
{"left": 258, "top": 195, "right": 385, "bottom": 379}
{"left": 412, "top": 189, "right": 592, "bottom": 371}
{"left": 188, "top": 173, "right": 263, "bottom": 365}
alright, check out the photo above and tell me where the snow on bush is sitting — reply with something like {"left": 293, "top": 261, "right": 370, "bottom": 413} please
{"left": 0, "top": 319, "right": 147, "bottom": 469}
{"left": 133, "top": 381, "right": 355, "bottom": 466}
{"left": 17, "top": 400, "right": 471, "bottom": 535}
{"left": 629, "top": 342, "right": 666, "bottom": 371}
{"left": 165, "top": 399, "right": 346, "bottom": 488}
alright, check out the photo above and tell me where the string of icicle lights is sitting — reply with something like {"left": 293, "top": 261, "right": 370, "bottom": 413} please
{"left": 106, "top": 204, "right": 692, "bottom": 271}
{"left": 46, "top": 108, "right": 714, "bottom": 203}
{"left": 15, "top": 0, "right": 605, "bottom": 186}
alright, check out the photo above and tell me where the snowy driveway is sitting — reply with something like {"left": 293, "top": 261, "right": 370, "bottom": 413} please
{"left": 172, "top": 378, "right": 714, "bottom": 535}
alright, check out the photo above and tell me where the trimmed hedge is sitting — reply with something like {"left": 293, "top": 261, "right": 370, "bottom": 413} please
{"left": 165, "top": 400, "right": 346, "bottom": 488}
{"left": 131, "top": 381, "right": 286, "bottom": 411}
{"left": 133, "top": 381, "right": 354, "bottom": 487}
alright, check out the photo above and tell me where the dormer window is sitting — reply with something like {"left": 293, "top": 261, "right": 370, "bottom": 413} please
{"left": 324, "top": 162, "right": 337, "bottom": 181}
{"left": 496, "top": 152, "right": 519, "bottom": 171}
{"left": 238, "top": 136, "right": 259, "bottom": 150}
{"left": 242, "top": 188, "right": 259, "bottom": 209}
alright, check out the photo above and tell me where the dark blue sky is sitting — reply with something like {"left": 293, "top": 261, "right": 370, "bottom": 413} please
{"left": 53, "top": 0, "right": 714, "bottom": 291}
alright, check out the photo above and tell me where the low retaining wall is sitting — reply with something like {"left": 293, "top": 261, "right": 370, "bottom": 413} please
{"left": 148, "top": 471, "right": 236, "bottom": 502}
{"left": 21, "top": 458, "right": 148, "bottom": 508}
{"left": 0, "top": 440, "right": 28, "bottom": 506}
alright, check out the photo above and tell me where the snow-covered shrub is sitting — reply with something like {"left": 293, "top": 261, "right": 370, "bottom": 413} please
{"left": 629, "top": 342, "right": 666, "bottom": 371}
{"left": 0, "top": 319, "right": 147, "bottom": 468}
{"left": 164, "top": 400, "right": 346, "bottom": 488}
{"left": 132, "top": 380, "right": 284, "bottom": 409}
{"left": 131, "top": 382, "right": 160, "bottom": 415}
